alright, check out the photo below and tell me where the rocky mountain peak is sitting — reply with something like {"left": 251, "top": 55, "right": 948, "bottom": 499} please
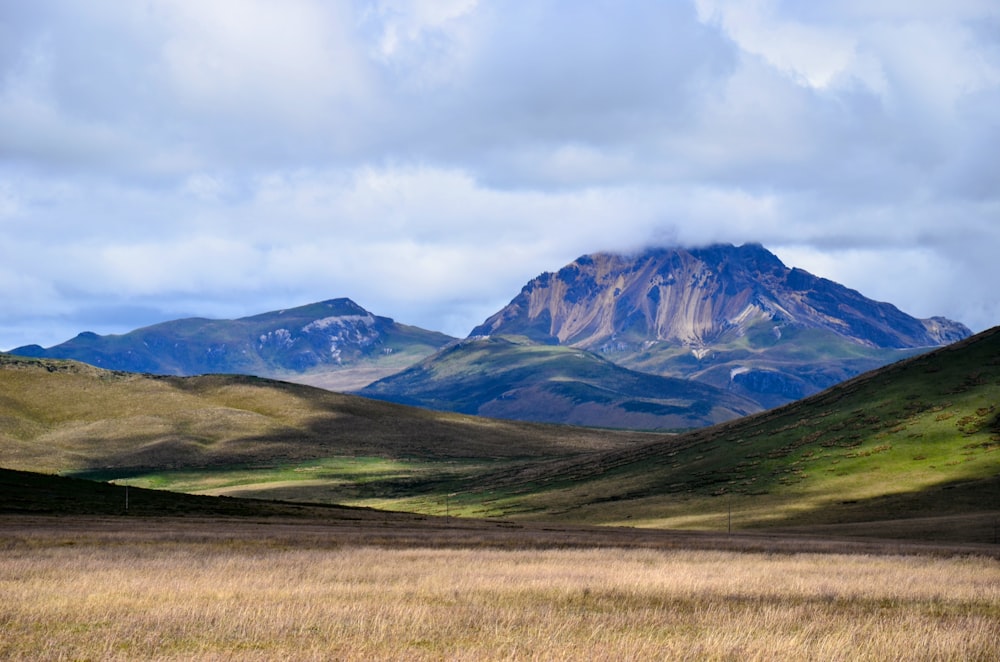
{"left": 471, "top": 243, "right": 970, "bottom": 351}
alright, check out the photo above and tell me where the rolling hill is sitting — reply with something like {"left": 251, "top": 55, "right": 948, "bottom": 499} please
{"left": 358, "top": 334, "right": 761, "bottom": 429}
{"left": 0, "top": 351, "right": 656, "bottom": 478}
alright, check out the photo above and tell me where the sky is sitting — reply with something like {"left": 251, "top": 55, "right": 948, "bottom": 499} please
{"left": 2, "top": 0, "right": 999, "bottom": 350}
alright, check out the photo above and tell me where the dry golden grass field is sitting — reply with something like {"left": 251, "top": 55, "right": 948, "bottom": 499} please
{"left": 1, "top": 516, "right": 998, "bottom": 661}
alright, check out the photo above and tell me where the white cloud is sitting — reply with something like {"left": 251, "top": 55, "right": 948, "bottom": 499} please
{"left": 695, "top": 0, "right": 856, "bottom": 88}
{"left": 159, "top": 0, "right": 371, "bottom": 120}
{"left": 771, "top": 243, "right": 995, "bottom": 331}
{"left": 367, "top": 0, "right": 480, "bottom": 78}
{"left": 0, "top": 179, "right": 20, "bottom": 217}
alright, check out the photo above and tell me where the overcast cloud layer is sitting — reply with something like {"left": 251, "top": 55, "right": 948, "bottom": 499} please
{"left": 2, "top": 0, "right": 998, "bottom": 349}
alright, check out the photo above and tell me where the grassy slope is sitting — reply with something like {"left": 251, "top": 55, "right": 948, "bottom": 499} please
{"left": 0, "top": 466, "right": 340, "bottom": 518}
{"left": 0, "top": 351, "right": 661, "bottom": 485}
{"left": 372, "top": 327, "right": 1000, "bottom": 542}
{"left": 358, "top": 335, "right": 762, "bottom": 429}
{"left": 140, "top": 314, "right": 1000, "bottom": 544}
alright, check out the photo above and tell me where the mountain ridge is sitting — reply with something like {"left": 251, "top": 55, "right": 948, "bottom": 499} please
{"left": 11, "top": 297, "right": 455, "bottom": 391}
{"left": 471, "top": 243, "right": 969, "bottom": 349}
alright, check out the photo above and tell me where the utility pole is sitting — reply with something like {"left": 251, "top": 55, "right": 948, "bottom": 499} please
{"left": 445, "top": 492, "right": 457, "bottom": 518}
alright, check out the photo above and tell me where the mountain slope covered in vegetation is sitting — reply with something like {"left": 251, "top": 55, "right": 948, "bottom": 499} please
{"left": 359, "top": 335, "right": 761, "bottom": 429}
{"left": 11, "top": 298, "right": 455, "bottom": 392}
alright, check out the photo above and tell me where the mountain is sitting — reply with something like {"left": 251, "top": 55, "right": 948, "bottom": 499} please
{"left": 10, "top": 298, "right": 455, "bottom": 391}
{"left": 470, "top": 243, "right": 971, "bottom": 408}
{"left": 358, "top": 335, "right": 761, "bottom": 429}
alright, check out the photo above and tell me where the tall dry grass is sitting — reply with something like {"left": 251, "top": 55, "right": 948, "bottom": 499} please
{"left": 1, "top": 535, "right": 997, "bottom": 661}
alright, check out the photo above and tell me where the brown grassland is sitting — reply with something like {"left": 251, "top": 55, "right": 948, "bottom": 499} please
{"left": 1, "top": 516, "right": 998, "bottom": 661}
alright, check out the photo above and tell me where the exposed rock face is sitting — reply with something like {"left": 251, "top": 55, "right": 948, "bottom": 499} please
{"left": 472, "top": 243, "right": 970, "bottom": 350}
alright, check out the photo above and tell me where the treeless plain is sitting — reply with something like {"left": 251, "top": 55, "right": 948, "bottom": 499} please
{"left": 1, "top": 515, "right": 998, "bottom": 661}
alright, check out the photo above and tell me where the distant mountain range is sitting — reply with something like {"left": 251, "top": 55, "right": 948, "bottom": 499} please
{"left": 10, "top": 243, "right": 972, "bottom": 429}
{"left": 11, "top": 298, "right": 455, "bottom": 392}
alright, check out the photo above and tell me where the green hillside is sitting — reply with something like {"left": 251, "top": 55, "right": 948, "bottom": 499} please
{"left": 0, "top": 351, "right": 657, "bottom": 490}
{"left": 377, "top": 327, "right": 998, "bottom": 540}
{"left": 359, "top": 335, "right": 761, "bottom": 429}
{"left": 0, "top": 466, "right": 325, "bottom": 517}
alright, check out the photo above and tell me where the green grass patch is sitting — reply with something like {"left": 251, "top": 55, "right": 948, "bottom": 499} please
{"left": 101, "top": 456, "right": 542, "bottom": 510}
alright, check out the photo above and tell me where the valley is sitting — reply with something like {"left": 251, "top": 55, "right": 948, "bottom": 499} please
{"left": 2, "top": 323, "right": 998, "bottom": 543}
